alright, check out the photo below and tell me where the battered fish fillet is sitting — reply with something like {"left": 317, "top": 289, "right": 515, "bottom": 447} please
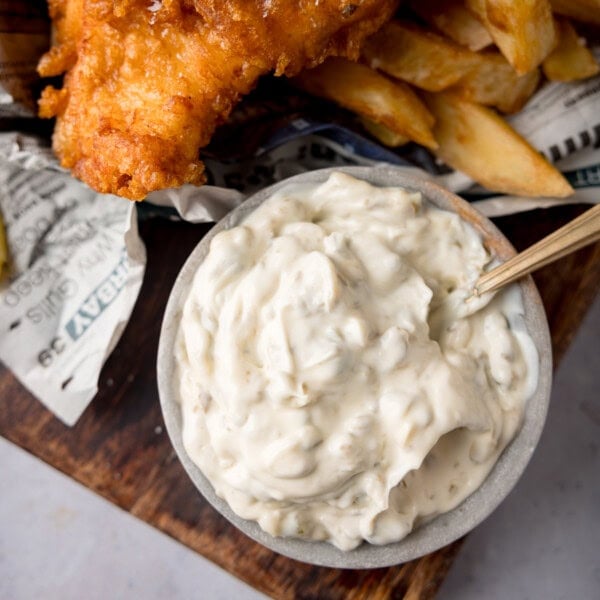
{"left": 38, "top": 0, "right": 398, "bottom": 199}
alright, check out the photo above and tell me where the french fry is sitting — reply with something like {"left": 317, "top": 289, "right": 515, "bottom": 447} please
{"left": 423, "top": 92, "right": 573, "bottom": 197}
{"left": 410, "top": 0, "right": 493, "bottom": 51}
{"left": 466, "top": 0, "right": 557, "bottom": 74}
{"left": 551, "top": 0, "right": 600, "bottom": 26}
{"left": 361, "top": 21, "right": 480, "bottom": 92}
{"left": 293, "top": 58, "right": 438, "bottom": 149}
{"left": 360, "top": 117, "right": 410, "bottom": 147}
{"left": 363, "top": 19, "right": 539, "bottom": 113}
{"left": 542, "top": 19, "right": 600, "bottom": 81}
{"left": 451, "top": 52, "right": 541, "bottom": 113}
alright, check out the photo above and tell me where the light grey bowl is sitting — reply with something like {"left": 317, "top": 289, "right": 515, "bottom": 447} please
{"left": 157, "top": 165, "right": 552, "bottom": 569}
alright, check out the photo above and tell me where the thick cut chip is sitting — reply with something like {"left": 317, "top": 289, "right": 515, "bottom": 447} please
{"left": 410, "top": 0, "right": 493, "bottom": 51}
{"left": 451, "top": 52, "right": 541, "bottom": 113}
{"left": 362, "top": 21, "right": 480, "bottom": 92}
{"left": 542, "top": 19, "right": 600, "bottom": 81}
{"left": 360, "top": 117, "right": 410, "bottom": 147}
{"left": 423, "top": 92, "right": 573, "bottom": 197}
{"left": 467, "top": 0, "right": 557, "bottom": 74}
{"left": 551, "top": 0, "right": 600, "bottom": 26}
{"left": 362, "top": 19, "right": 539, "bottom": 113}
{"left": 293, "top": 58, "right": 437, "bottom": 149}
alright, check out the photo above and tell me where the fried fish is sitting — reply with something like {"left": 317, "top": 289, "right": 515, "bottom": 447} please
{"left": 38, "top": 0, "right": 397, "bottom": 199}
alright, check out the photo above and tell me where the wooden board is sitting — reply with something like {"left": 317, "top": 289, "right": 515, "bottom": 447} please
{"left": 1, "top": 205, "right": 599, "bottom": 599}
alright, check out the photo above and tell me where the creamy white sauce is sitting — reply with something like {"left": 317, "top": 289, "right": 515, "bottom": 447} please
{"left": 175, "top": 172, "right": 539, "bottom": 551}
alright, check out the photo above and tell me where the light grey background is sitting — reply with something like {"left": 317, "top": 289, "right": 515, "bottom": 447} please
{"left": 1, "top": 297, "right": 598, "bottom": 599}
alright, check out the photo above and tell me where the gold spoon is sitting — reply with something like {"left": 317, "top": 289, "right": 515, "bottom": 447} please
{"left": 474, "top": 203, "right": 600, "bottom": 297}
{"left": 428, "top": 204, "right": 600, "bottom": 340}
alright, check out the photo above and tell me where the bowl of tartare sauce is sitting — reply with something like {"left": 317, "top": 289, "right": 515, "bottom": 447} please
{"left": 157, "top": 166, "right": 552, "bottom": 568}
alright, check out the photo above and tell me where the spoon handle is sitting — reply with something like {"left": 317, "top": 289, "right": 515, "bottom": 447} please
{"left": 475, "top": 204, "right": 600, "bottom": 296}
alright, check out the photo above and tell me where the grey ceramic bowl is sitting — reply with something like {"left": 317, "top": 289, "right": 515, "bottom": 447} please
{"left": 157, "top": 165, "right": 552, "bottom": 569}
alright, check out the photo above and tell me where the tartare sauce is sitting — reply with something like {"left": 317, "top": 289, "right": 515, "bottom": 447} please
{"left": 175, "top": 172, "right": 539, "bottom": 550}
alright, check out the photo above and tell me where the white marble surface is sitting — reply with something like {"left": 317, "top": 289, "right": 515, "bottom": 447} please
{"left": 0, "top": 439, "right": 266, "bottom": 600}
{"left": 1, "top": 298, "right": 598, "bottom": 599}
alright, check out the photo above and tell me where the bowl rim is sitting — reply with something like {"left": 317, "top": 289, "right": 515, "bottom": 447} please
{"left": 157, "top": 165, "right": 553, "bottom": 569}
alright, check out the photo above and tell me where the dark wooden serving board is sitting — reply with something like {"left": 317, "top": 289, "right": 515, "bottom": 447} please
{"left": 1, "top": 205, "right": 599, "bottom": 600}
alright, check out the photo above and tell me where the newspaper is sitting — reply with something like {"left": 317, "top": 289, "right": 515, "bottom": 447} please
{"left": 0, "top": 134, "right": 145, "bottom": 425}
{"left": 0, "top": 27, "right": 599, "bottom": 423}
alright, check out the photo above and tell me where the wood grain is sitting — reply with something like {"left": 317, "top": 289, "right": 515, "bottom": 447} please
{"left": 1, "top": 206, "right": 599, "bottom": 599}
